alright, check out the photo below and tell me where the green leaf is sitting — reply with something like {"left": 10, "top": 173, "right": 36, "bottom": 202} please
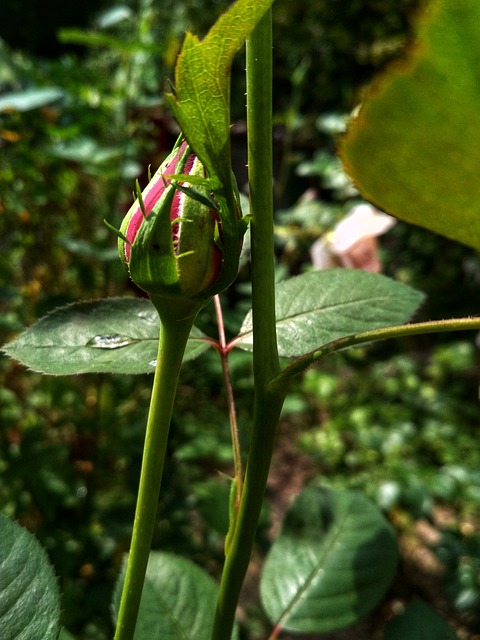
{"left": 48, "top": 137, "right": 123, "bottom": 165}
{"left": 260, "top": 486, "right": 398, "bottom": 634}
{"left": 166, "top": 0, "right": 274, "bottom": 185}
{"left": 0, "top": 514, "right": 60, "bottom": 640}
{"left": 113, "top": 551, "right": 237, "bottom": 640}
{"left": 58, "top": 28, "right": 163, "bottom": 55}
{"left": 3, "top": 298, "right": 211, "bottom": 376}
{"left": 340, "top": 0, "right": 480, "bottom": 251}
{"left": 383, "top": 598, "right": 459, "bottom": 640}
{"left": 235, "top": 270, "right": 424, "bottom": 357}
{"left": 0, "top": 88, "right": 64, "bottom": 112}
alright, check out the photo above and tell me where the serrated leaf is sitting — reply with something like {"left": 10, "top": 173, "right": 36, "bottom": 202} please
{"left": 3, "top": 298, "right": 211, "bottom": 375}
{"left": 383, "top": 598, "right": 459, "bottom": 640}
{"left": 166, "top": 0, "right": 274, "bottom": 185}
{"left": 260, "top": 487, "right": 398, "bottom": 634}
{"left": 0, "top": 514, "right": 60, "bottom": 640}
{"left": 112, "top": 551, "right": 238, "bottom": 640}
{"left": 235, "top": 270, "right": 424, "bottom": 357}
{"left": 340, "top": 0, "right": 480, "bottom": 251}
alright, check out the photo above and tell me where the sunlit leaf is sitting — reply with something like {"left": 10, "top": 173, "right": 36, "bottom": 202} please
{"left": 3, "top": 298, "right": 211, "bottom": 375}
{"left": 0, "top": 88, "right": 64, "bottom": 112}
{"left": 95, "top": 5, "right": 133, "bottom": 29}
{"left": 48, "top": 137, "right": 123, "bottom": 164}
{"left": 260, "top": 487, "right": 398, "bottom": 633}
{"left": 0, "top": 514, "right": 60, "bottom": 640}
{"left": 166, "top": 0, "right": 274, "bottom": 185}
{"left": 235, "top": 270, "right": 424, "bottom": 357}
{"left": 341, "top": 0, "right": 480, "bottom": 250}
{"left": 58, "top": 28, "right": 162, "bottom": 55}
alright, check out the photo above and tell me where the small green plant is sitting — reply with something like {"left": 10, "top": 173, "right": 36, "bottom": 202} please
{"left": 2, "top": 0, "right": 480, "bottom": 638}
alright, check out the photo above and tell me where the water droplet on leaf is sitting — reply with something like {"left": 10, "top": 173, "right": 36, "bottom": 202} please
{"left": 148, "top": 360, "right": 157, "bottom": 368}
{"left": 86, "top": 334, "right": 135, "bottom": 349}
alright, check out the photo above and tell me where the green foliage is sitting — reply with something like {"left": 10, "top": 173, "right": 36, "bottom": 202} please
{"left": 0, "top": 2, "right": 177, "bottom": 340}
{"left": 237, "top": 269, "right": 424, "bottom": 356}
{"left": 382, "top": 223, "right": 480, "bottom": 321}
{"left": 0, "top": 514, "right": 60, "bottom": 640}
{"left": 0, "top": 365, "right": 156, "bottom": 638}
{"left": 341, "top": 0, "right": 480, "bottom": 250}
{"left": 260, "top": 486, "right": 398, "bottom": 634}
{"left": 4, "top": 272, "right": 423, "bottom": 375}
{"left": 383, "top": 598, "right": 458, "bottom": 640}
{"left": 113, "top": 551, "right": 233, "bottom": 640}
{"left": 2, "top": 0, "right": 480, "bottom": 638}
{"left": 299, "top": 341, "right": 480, "bottom": 500}
{"left": 272, "top": 0, "right": 425, "bottom": 113}
{"left": 166, "top": 0, "right": 274, "bottom": 300}
{"left": 167, "top": 0, "right": 274, "bottom": 186}
{"left": 292, "top": 339, "right": 480, "bottom": 630}
{"left": 3, "top": 298, "right": 210, "bottom": 375}
{"left": 0, "top": 88, "right": 66, "bottom": 112}
{"left": 435, "top": 528, "right": 480, "bottom": 623}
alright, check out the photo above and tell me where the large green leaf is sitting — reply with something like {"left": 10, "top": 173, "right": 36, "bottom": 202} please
{"left": 112, "top": 551, "right": 236, "bottom": 640}
{"left": 260, "top": 486, "right": 398, "bottom": 634}
{"left": 235, "top": 270, "right": 424, "bottom": 357}
{"left": 0, "top": 514, "right": 60, "bottom": 640}
{"left": 340, "top": 0, "right": 480, "bottom": 251}
{"left": 383, "top": 598, "right": 459, "bottom": 640}
{"left": 3, "top": 298, "right": 211, "bottom": 375}
{"left": 166, "top": 0, "right": 274, "bottom": 185}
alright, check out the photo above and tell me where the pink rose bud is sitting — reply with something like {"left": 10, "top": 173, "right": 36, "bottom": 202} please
{"left": 118, "top": 139, "right": 229, "bottom": 306}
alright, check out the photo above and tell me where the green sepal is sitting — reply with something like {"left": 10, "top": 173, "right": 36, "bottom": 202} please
{"left": 204, "top": 189, "right": 244, "bottom": 297}
{"left": 121, "top": 142, "right": 193, "bottom": 297}
{"left": 168, "top": 173, "right": 219, "bottom": 190}
{"left": 104, "top": 218, "right": 131, "bottom": 246}
{"left": 135, "top": 180, "right": 147, "bottom": 219}
{"left": 127, "top": 186, "right": 180, "bottom": 294}
{"left": 173, "top": 156, "right": 221, "bottom": 297}
{"left": 172, "top": 181, "right": 220, "bottom": 211}
{"left": 237, "top": 214, "right": 251, "bottom": 237}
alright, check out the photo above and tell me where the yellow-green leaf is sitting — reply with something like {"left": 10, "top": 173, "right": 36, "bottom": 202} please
{"left": 166, "top": 0, "right": 274, "bottom": 186}
{"left": 340, "top": 0, "right": 480, "bottom": 250}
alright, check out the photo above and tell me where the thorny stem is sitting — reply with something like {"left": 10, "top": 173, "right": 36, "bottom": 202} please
{"left": 270, "top": 316, "right": 480, "bottom": 391}
{"left": 211, "top": 10, "right": 287, "bottom": 640}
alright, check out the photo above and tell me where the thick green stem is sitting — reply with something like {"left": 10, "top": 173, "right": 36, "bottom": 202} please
{"left": 212, "top": 10, "right": 287, "bottom": 639}
{"left": 114, "top": 314, "right": 194, "bottom": 640}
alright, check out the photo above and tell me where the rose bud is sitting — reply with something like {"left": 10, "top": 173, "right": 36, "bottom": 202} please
{"left": 117, "top": 138, "right": 241, "bottom": 315}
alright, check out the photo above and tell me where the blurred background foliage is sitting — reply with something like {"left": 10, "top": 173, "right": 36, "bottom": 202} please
{"left": 1, "top": 0, "right": 480, "bottom": 638}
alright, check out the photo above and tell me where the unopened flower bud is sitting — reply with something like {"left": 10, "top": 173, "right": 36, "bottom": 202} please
{"left": 118, "top": 139, "right": 239, "bottom": 314}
